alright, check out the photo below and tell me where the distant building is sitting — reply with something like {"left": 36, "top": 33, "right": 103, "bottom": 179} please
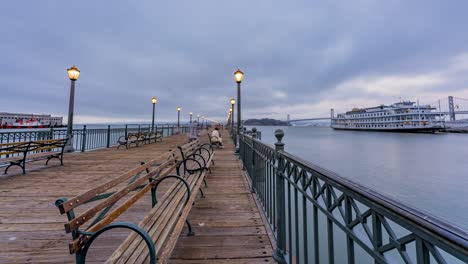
{"left": 0, "top": 112, "right": 63, "bottom": 128}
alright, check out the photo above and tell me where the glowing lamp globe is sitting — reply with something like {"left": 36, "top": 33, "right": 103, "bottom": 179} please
{"left": 234, "top": 69, "right": 244, "bottom": 83}
{"left": 67, "top": 65, "right": 80, "bottom": 81}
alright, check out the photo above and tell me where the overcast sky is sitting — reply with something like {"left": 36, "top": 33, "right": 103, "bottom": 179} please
{"left": 1, "top": 1, "right": 468, "bottom": 124}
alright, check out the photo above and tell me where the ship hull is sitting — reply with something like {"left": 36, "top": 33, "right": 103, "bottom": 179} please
{"left": 331, "top": 126, "right": 443, "bottom": 133}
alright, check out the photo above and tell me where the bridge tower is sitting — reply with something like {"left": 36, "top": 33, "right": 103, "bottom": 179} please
{"left": 287, "top": 114, "right": 290, "bottom": 126}
{"left": 330, "top": 109, "right": 335, "bottom": 125}
{"left": 448, "top": 96, "right": 456, "bottom": 121}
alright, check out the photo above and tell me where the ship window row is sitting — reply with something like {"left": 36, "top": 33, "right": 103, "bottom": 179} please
{"left": 354, "top": 122, "right": 427, "bottom": 128}
{"left": 342, "top": 117, "right": 430, "bottom": 123}
{"left": 349, "top": 110, "right": 427, "bottom": 118}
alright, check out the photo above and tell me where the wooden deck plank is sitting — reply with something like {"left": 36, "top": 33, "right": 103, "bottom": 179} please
{"left": 169, "top": 130, "right": 275, "bottom": 263}
{"left": 0, "top": 135, "right": 188, "bottom": 263}
{"left": 0, "top": 130, "right": 275, "bottom": 263}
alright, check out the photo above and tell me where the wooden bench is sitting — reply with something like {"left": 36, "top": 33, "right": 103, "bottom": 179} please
{"left": 118, "top": 132, "right": 163, "bottom": 149}
{"left": 117, "top": 134, "right": 140, "bottom": 149}
{"left": 55, "top": 139, "right": 215, "bottom": 263}
{"left": 145, "top": 131, "right": 163, "bottom": 144}
{"left": 0, "top": 138, "right": 68, "bottom": 174}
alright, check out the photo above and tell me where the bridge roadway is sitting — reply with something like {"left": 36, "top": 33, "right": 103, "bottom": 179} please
{"left": 0, "top": 131, "right": 274, "bottom": 263}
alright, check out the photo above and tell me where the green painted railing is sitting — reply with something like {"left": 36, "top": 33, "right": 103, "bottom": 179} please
{"left": 238, "top": 128, "right": 467, "bottom": 264}
{"left": 0, "top": 124, "right": 190, "bottom": 152}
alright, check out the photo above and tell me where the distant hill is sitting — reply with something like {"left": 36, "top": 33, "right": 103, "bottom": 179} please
{"left": 244, "top": 118, "right": 289, "bottom": 126}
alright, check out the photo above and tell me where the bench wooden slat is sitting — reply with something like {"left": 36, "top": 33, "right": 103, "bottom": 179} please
{"left": 56, "top": 137, "right": 215, "bottom": 264}
{"left": 108, "top": 145, "right": 209, "bottom": 262}
{"left": 65, "top": 160, "right": 177, "bottom": 233}
{"left": 157, "top": 164, "right": 211, "bottom": 263}
{"left": 115, "top": 177, "right": 196, "bottom": 263}
{"left": 108, "top": 180, "right": 188, "bottom": 263}
{"left": 109, "top": 149, "right": 213, "bottom": 263}
{"left": 58, "top": 152, "right": 177, "bottom": 214}
{"left": 27, "top": 152, "right": 57, "bottom": 160}
{"left": 86, "top": 164, "right": 177, "bottom": 233}
{"left": 109, "top": 159, "right": 203, "bottom": 262}
{"left": 132, "top": 171, "right": 202, "bottom": 263}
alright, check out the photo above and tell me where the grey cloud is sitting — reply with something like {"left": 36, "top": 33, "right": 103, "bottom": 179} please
{"left": 1, "top": 1, "right": 468, "bottom": 123}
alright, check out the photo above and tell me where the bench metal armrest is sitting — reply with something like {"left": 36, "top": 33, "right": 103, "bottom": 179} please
{"left": 79, "top": 222, "right": 156, "bottom": 264}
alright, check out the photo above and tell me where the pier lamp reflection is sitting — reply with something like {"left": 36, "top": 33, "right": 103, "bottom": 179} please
{"left": 64, "top": 65, "right": 80, "bottom": 152}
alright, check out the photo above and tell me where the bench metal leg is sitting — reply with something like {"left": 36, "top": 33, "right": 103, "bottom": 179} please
{"left": 203, "top": 178, "right": 208, "bottom": 188}
{"left": 185, "top": 220, "right": 195, "bottom": 236}
{"left": 45, "top": 155, "right": 63, "bottom": 166}
{"left": 4, "top": 161, "right": 25, "bottom": 175}
{"left": 199, "top": 188, "right": 205, "bottom": 198}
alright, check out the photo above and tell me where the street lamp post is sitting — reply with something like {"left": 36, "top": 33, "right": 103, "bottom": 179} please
{"left": 230, "top": 98, "right": 235, "bottom": 130}
{"left": 64, "top": 65, "right": 80, "bottom": 152}
{"left": 151, "top": 97, "right": 157, "bottom": 131}
{"left": 234, "top": 69, "right": 244, "bottom": 137}
{"left": 190, "top": 112, "right": 193, "bottom": 124}
{"left": 177, "top": 107, "right": 181, "bottom": 130}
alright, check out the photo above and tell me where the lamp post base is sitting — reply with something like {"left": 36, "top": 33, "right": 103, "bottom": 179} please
{"left": 272, "top": 249, "right": 287, "bottom": 264}
{"left": 64, "top": 143, "right": 75, "bottom": 153}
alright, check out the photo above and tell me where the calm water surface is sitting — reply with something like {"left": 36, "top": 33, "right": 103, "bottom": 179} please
{"left": 252, "top": 126, "right": 468, "bottom": 229}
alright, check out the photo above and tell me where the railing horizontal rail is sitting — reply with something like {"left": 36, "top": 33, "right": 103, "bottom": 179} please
{"left": 0, "top": 124, "right": 192, "bottom": 153}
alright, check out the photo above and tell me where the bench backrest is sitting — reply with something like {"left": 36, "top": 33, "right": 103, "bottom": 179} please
{"left": 55, "top": 139, "right": 202, "bottom": 254}
{"left": 29, "top": 138, "right": 68, "bottom": 154}
{"left": 0, "top": 142, "right": 30, "bottom": 159}
{"left": 0, "top": 139, "right": 68, "bottom": 159}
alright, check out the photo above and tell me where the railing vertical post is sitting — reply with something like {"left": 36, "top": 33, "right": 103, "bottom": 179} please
{"left": 81, "top": 125, "right": 87, "bottom": 152}
{"left": 125, "top": 125, "right": 128, "bottom": 139}
{"left": 49, "top": 127, "right": 54, "bottom": 140}
{"left": 242, "top": 127, "right": 247, "bottom": 166}
{"left": 138, "top": 125, "right": 141, "bottom": 134}
{"left": 106, "top": 125, "right": 111, "bottom": 148}
{"left": 273, "top": 129, "right": 287, "bottom": 264}
{"left": 251, "top": 127, "right": 257, "bottom": 193}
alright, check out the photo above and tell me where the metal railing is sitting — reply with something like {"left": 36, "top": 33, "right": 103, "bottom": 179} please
{"left": 238, "top": 128, "right": 468, "bottom": 264}
{"left": 0, "top": 124, "right": 190, "bottom": 153}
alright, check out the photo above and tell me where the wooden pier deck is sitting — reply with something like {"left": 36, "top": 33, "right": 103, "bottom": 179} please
{"left": 0, "top": 131, "right": 274, "bottom": 263}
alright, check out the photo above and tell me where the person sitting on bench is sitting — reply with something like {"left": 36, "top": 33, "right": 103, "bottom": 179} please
{"left": 210, "top": 127, "right": 224, "bottom": 148}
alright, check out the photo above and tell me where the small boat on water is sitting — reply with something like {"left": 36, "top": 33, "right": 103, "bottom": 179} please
{"left": 331, "top": 101, "right": 446, "bottom": 133}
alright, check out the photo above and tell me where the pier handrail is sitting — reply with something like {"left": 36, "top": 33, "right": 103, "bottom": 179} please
{"left": 0, "top": 123, "right": 191, "bottom": 152}
{"left": 238, "top": 129, "right": 468, "bottom": 263}
{"left": 279, "top": 149, "right": 468, "bottom": 259}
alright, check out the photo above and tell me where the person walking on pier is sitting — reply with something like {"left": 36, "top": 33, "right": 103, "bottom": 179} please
{"left": 211, "top": 127, "right": 224, "bottom": 148}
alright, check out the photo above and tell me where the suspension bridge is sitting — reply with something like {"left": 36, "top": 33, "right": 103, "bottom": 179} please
{"left": 284, "top": 96, "right": 468, "bottom": 124}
